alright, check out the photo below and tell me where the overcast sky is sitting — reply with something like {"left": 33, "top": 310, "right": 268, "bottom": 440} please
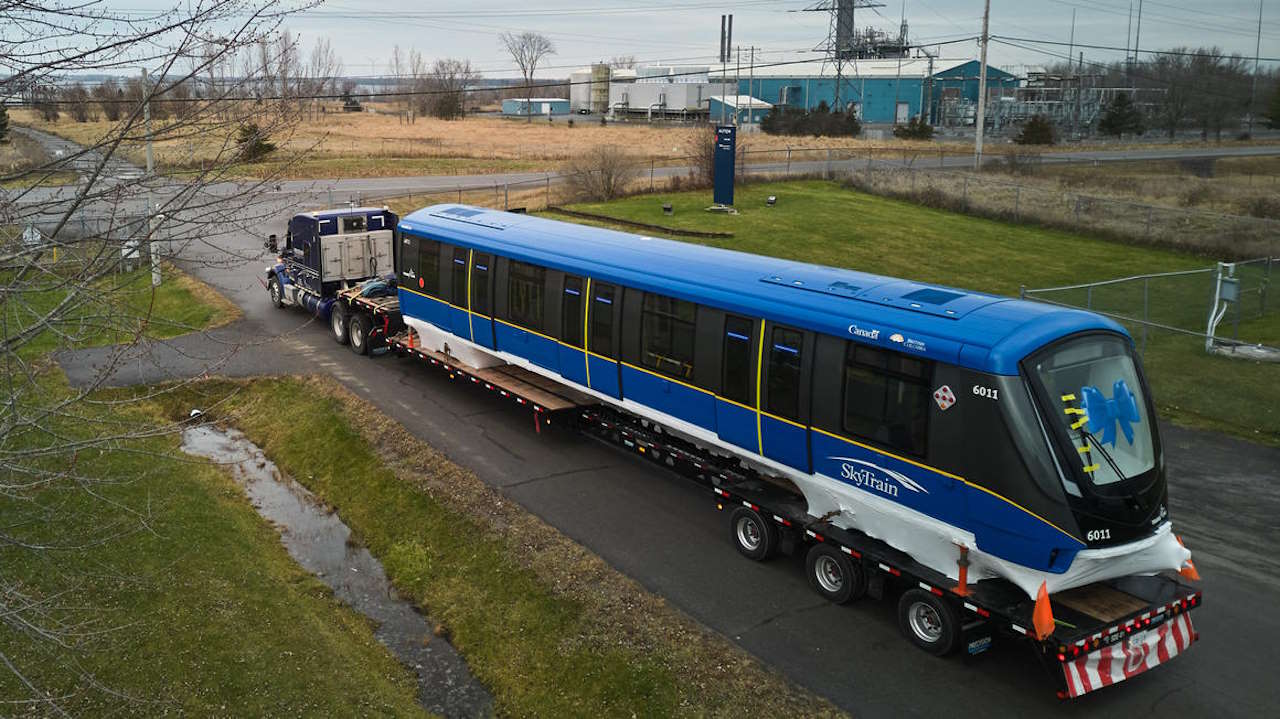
{"left": 117, "top": 0, "right": 1280, "bottom": 77}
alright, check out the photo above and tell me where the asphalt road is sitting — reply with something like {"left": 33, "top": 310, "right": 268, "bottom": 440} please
{"left": 54, "top": 196, "right": 1280, "bottom": 718}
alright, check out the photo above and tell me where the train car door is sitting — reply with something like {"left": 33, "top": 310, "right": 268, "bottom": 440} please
{"left": 586, "top": 280, "right": 622, "bottom": 398}
{"left": 557, "top": 275, "right": 589, "bottom": 386}
{"left": 470, "top": 251, "right": 496, "bottom": 349}
{"left": 759, "top": 323, "right": 812, "bottom": 472}
{"left": 716, "top": 314, "right": 759, "bottom": 452}
{"left": 448, "top": 246, "right": 471, "bottom": 340}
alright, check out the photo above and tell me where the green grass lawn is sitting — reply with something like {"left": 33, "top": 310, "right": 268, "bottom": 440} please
{"left": 560, "top": 180, "right": 1279, "bottom": 445}
{"left": 0, "top": 376, "right": 429, "bottom": 716}
{"left": 4, "top": 263, "right": 240, "bottom": 359}
{"left": 136, "top": 377, "right": 835, "bottom": 718}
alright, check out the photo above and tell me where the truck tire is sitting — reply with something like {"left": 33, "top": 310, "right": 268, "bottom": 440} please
{"left": 331, "top": 303, "right": 349, "bottom": 345}
{"left": 349, "top": 313, "right": 372, "bottom": 356}
{"left": 729, "top": 506, "right": 777, "bottom": 561}
{"left": 897, "top": 588, "right": 960, "bottom": 656}
{"left": 805, "top": 544, "right": 866, "bottom": 604}
{"left": 267, "top": 275, "right": 284, "bottom": 308}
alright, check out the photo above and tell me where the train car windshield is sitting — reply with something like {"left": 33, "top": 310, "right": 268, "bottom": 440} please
{"left": 1027, "top": 334, "right": 1155, "bottom": 488}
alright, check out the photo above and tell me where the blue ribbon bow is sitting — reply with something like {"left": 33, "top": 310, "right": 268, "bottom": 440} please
{"left": 1080, "top": 379, "right": 1141, "bottom": 447}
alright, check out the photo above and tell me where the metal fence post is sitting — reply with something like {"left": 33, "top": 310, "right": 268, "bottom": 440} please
{"left": 1145, "top": 207, "right": 1153, "bottom": 239}
{"left": 457, "top": 186, "right": 462, "bottom": 203}
{"left": 545, "top": 176, "right": 551, "bottom": 208}
{"left": 826, "top": 149, "right": 832, "bottom": 179}
{"left": 786, "top": 147, "right": 792, "bottom": 176}
{"left": 962, "top": 176, "right": 968, "bottom": 207}
{"left": 1015, "top": 186, "right": 1020, "bottom": 220}
{"left": 1086, "top": 286, "right": 1093, "bottom": 309}
{"left": 1142, "top": 277, "right": 1150, "bottom": 356}
{"left": 650, "top": 158, "right": 655, "bottom": 191}
{"left": 504, "top": 183, "right": 509, "bottom": 210}
{"left": 1074, "top": 196, "right": 1081, "bottom": 227}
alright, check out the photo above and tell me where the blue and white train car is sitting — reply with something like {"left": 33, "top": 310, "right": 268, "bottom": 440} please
{"left": 393, "top": 204, "right": 1191, "bottom": 601}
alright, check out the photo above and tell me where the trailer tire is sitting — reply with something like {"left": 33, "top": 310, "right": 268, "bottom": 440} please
{"left": 330, "top": 303, "right": 349, "bottom": 345}
{"left": 897, "top": 588, "right": 960, "bottom": 656}
{"left": 267, "top": 275, "right": 283, "bottom": 308}
{"left": 349, "top": 313, "right": 372, "bottom": 356}
{"left": 729, "top": 506, "right": 777, "bottom": 561}
{"left": 805, "top": 544, "right": 866, "bottom": 604}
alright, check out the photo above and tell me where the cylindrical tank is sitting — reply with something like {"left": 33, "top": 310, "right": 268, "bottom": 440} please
{"left": 590, "top": 63, "right": 611, "bottom": 114}
{"left": 569, "top": 68, "right": 592, "bottom": 112}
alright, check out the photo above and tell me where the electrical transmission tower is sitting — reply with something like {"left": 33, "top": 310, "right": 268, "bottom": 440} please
{"left": 802, "top": 0, "right": 886, "bottom": 111}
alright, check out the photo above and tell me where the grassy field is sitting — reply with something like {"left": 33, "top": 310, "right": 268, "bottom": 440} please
{"left": 0, "top": 131, "right": 79, "bottom": 187}
{"left": 559, "top": 180, "right": 1279, "bottom": 446}
{"left": 1006, "top": 155, "right": 1280, "bottom": 219}
{"left": 0, "top": 376, "right": 430, "bottom": 716}
{"left": 136, "top": 376, "right": 837, "bottom": 718}
{"left": 5, "top": 262, "right": 241, "bottom": 359}
{"left": 0, "top": 266, "right": 430, "bottom": 714}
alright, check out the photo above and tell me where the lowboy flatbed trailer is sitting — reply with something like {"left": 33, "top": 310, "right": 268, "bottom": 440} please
{"left": 274, "top": 220, "right": 1203, "bottom": 701}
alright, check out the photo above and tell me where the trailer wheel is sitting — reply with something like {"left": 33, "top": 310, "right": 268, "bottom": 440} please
{"left": 729, "top": 506, "right": 777, "bottom": 561}
{"left": 897, "top": 588, "right": 960, "bottom": 656}
{"left": 330, "top": 303, "right": 349, "bottom": 345}
{"left": 805, "top": 544, "right": 866, "bottom": 604}
{"left": 349, "top": 313, "right": 372, "bottom": 356}
{"left": 267, "top": 275, "right": 283, "bottom": 308}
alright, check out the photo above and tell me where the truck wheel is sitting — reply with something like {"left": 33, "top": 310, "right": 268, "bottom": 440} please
{"left": 330, "top": 303, "right": 349, "bottom": 345}
{"left": 267, "top": 275, "right": 284, "bottom": 308}
{"left": 897, "top": 588, "right": 960, "bottom": 656}
{"left": 729, "top": 506, "right": 777, "bottom": 561}
{"left": 349, "top": 313, "right": 372, "bottom": 356}
{"left": 805, "top": 544, "right": 866, "bottom": 604}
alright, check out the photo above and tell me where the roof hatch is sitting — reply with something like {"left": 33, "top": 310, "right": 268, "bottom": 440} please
{"left": 855, "top": 281, "right": 1003, "bottom": 319}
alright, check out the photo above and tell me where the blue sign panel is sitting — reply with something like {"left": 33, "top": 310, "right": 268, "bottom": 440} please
{"left": 713, "top": 125, "right": 735, "bottom": 206}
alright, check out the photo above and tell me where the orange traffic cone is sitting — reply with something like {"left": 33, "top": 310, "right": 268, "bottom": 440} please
{"left": 1033, "top": 581, "right": 1055, "bottom": 641}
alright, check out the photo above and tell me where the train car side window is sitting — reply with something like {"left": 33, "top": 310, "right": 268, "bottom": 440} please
{"left": 561, "top": 275, "right": 584, "bottom": 346}
{"left": 471, "top": 252, "right": 492, "bottom": 316}
{"left": 640, "top": 292, "right": 697, "bottom": 379}
{"left": 507, "top": 260, "right": 546, "bottom": 331}
{"left": 398, "top": 234, "right": 420, "bottom": 288}
{"left": 418, "top": 238, "right": 440, "bottom": 295}
{"left": 721, "top": 315, "right": 755, "bottom": 405}
{"left": 766, "top": 326, "right": 804, "bottom": 420}
{"left": 589, "top": 282, "right": 616, "bottom": 357}
{"left": 449, "top": 246, "right": 468, "bottom": 306}
{"left": 842, "top": 343, "right": 932, "bottom": 456}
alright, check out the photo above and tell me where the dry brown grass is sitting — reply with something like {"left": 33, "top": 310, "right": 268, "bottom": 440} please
{"left": 0, "top": 129, "right": 78, "bottom": 186}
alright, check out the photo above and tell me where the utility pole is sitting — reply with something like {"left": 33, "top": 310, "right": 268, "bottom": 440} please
{"left": 1125, "top": 2, "right": 1134, "bottom": 82}
{"left": 1249, "top": 0, "right": 1264, "bottom": 134}
{"left": 1134, "top": 0, "right": 1144, "bottom": 66}
{"left": 143, "top": 67, "right": 161, "bottom": 287}
{"left": 974, "top": 0, "right": 991, "bottom": 170}
{"left": 749, "top": 46, "right": 756, "bottom": 124}
{"left": 1067, "top": 9, "right": 1076, "bottom": 71}
{"left": 735, "top": 44, "right": 742, "bottom": 127}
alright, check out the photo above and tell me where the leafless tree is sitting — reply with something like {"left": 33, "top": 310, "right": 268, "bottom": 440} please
{"left": 425, "top": 58, "right": 481, "bottom": 120}
{"left": 562, "top": 144, "right": 641, "bottom": 201}
{"left": 93, "top": 78, "right": 123, "bottom": 121}
{"left": 303, "top": 36, "right": 343, "bottom": 119}
{"left": 609, "top": 55, "right": 637, "bottom": 70}
{"left": 499, "top": 31, "right": 556, "bottom": 123}
{"left": 1, "top": 1, "right": 314, "bottom": 712}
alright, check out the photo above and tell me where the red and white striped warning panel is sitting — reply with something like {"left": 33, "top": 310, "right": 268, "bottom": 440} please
{"left": 1062, "top": 612, "right": 1196, "bottom": 698}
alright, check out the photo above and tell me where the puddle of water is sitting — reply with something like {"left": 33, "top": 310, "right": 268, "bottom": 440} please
{"left": 181, "top": 424, "right": 493, "bottom": 718}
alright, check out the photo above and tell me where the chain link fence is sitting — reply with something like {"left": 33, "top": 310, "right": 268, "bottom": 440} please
{"left": 1021, "top": 258, "right": 1276, "bottom": 358}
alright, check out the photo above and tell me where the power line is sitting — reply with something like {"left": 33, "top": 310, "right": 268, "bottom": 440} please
{"left": 992, "top": 34, "right": 1280, "bottom": 62}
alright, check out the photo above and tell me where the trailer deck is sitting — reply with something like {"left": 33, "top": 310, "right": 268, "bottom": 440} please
{"left": 387, "top": 329, "right": 596, "bottom": 421}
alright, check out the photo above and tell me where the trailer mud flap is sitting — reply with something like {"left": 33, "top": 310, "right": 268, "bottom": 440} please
{"left": 1062, "top": 612, "right": 1196, "bottom": 698}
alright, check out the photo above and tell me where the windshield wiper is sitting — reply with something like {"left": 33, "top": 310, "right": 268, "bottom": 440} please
{"left": 1079, "top": 429, "right": 1127, "bottom": 483}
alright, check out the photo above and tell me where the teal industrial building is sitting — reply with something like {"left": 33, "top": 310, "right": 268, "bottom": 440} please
{"left": 709, "top": 59, "right": 1017, "bottom": 125}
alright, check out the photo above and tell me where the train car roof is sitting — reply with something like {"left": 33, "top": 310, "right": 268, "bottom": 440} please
{"left": 398, "top": 204, "right": 1127, "bottom": 375}
{"left": 297, "top": 206, "right": 395, "bottom": 220}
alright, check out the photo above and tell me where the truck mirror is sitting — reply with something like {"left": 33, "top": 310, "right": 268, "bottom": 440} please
{"left": 266, "top": 234, "right": 278, "bottom": 253}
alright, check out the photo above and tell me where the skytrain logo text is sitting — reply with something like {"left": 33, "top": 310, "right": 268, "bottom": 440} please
{"left": 829, "top": 457, "right": 929, "bottom": 498}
